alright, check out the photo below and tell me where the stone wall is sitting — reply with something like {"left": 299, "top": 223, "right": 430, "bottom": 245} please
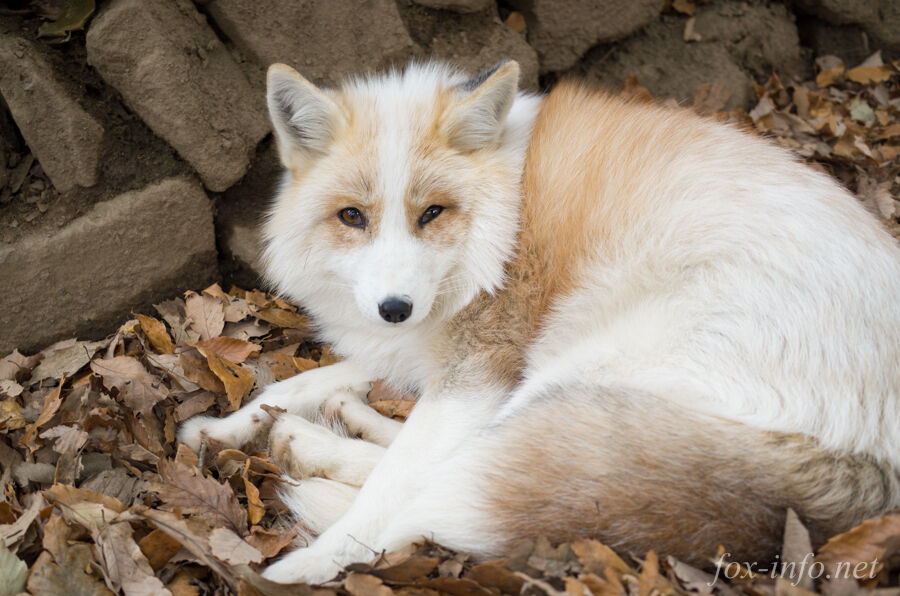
{"left": 0, "top": 0, "right": 896, "bottom": 354}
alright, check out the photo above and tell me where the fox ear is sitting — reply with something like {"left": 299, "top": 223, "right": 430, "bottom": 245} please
{"left": 441, "top": 61, "right": 520, "bottom": 151}
{"left": 267, "top": 64, "right": 342, "bottom": 165}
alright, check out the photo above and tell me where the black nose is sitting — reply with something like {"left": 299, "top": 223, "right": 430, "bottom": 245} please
{"left": 378, "top": 297, "right": 412, "bottom": 323}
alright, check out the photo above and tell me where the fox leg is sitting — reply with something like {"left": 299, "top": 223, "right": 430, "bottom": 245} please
{"left": 262, "top": 383, "right": 900, "bottom": 584}
{"left": 261, "top": 389, "right": 504, "bottom": 584}
{"left": 178, "top": 360, "right": 373, "bottom": 451}
{"left": 322, "top": 391, "right": 403, "bottom": 447}
{"left": 268, "top": 412, "right": 385, "bottom": 487}
{"left": 279, "top": 477, "right": 360, "bottom": 538}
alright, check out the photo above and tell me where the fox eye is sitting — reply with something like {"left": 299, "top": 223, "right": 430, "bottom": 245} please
{"left": 418, "top": 205, "right": 444, "bottom": 226}
{"left": 338, "top": 207, "right": 366, "bottom": 228}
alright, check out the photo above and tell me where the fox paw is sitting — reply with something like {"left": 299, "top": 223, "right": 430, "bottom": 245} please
{"left": 177, "top": 411, "right": 269, "bottom": 452}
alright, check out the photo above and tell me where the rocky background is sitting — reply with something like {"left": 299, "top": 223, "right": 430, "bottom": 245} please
{"left": 0, "top": 0, "right": 897, "bottom": 354}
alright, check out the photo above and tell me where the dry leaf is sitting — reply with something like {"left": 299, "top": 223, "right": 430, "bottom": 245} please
{"left": 246, "top": 526, "right": 297, "bottom": 559}
{"left": 209, "top": 527, "right": 264, "bottom": 566}
{"left": 369, "top": 400, "right": 415, "bottom": 421}
{"left": 91, "top": 356, "right": 168, "bottom": 415}
{"left": 817, "top": 511, "right": 900, "bottom": 577}
{"left": 40, "top": 424, "right": 89, "bottom": 455}
{"left": 243, "top": 459, "right": 265, "bottom": 525}
{"left": 184, "top": 291, "right": 226, "bottom": 341}
{"left": 152, "top": 458, "right": 248, "bottom": 535}
{"left": 20, "top": 380, "right": 64, "bottom": 451}
{"left": 196, "top": 337, "right": 261, "bottom": 364}
{"left": 344, "top": 573, "right": 393, "bottom": 596}
{"left": 254, "top": 307, "right": 310, "bottom": 331}
{"left": 196, "top": 347, "right": 255, "bottom": 411}
{"left": 138, "top": 528, "right": 183, "bottom": 571}
{"left": 135, "top": 313, "right": 176, "bottom": 355}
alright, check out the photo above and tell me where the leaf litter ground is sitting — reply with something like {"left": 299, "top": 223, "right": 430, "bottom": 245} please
{"left": 1, "top": 54, "right": 899, "bottom": 596}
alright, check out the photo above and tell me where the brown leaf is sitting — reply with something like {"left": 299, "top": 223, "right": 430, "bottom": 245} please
{"left": 846, "top": 65, "right": 893, "bottom": 84}
{"left": 817, "top": 511, "right": 900, "bottom": 578}
{"left": 260, "top": 352, "right": 302, "bottom": 381}
{"left": 369, "top": 400, "right": 414, "bottom": 421}
{"left": 345, "top": 573, "right": 393, "bottom": 596}
{"left": 94, "top": 519, "right": 173, "bottom": 596}
{"left": 138, "top": 528, "right": 183, "bottom": 571}
{"left": 155, "top": 298, "right": 200, "bottom": 345}
{"left": 179, "top": 348, "right": 225, "bottom": 393}
{"left": 135, "top": 313, "right": 176, "bottom": 355}
{"left": 638, "top": 550, "right": 658, "bottom": 596}
{"left": 672, "top": 0, "right": 695, "bottom": 14}
{"left": 40, "top": 424, "right": 89, "bottom": 455}
{"left": 465, "top": 562, "right": 525, "bottom": 595}
{"left": 184, "top": 291, "right": 226, "bottom": 341}
{"left": 504, "top": 11, "right": 526, "bottom": 32}
{"left": 29, "top": 339, "right": 106, "bottom": 383}
{"left": 245, "top": 525, "right": 297, "bottom": 559}
{"left": 20, "top": 380, "right": 64, "bottom": 451}
{"left": 91, "top": 356, "right": 168, "bottom": 415}
{"left": 571, "top": 539, "right": 632, "bottom": 576}
{"left": 209, "top": 527, "right": 264, "bottom": 565}
{"left": 196, "top": 336, "right": 261, "bottom": 364}
{"left": 28, "top": 538, "right": 114, "bottom": 596}
{"left": 243, "top": 459, "right": 265, "bottom": 525}
{"left": 196, "top": 346, "right": 255, "bottom": 411}
{"left": 371, "top": 555, "right": 440, "bottom": 583}
{"left": 0, "top": 349, "right": 39, "bottom": 381}
{"left": 174, "top": 390, "right": 216, "bottom": 422}
{"left": 152, "top": 458, "right": 248, "bottom": 535}
{"left": 136, "top": 507, "right": 238, "bottom": 592}
{"left": 254, "top": 307, "right": 310, "bottom": 331}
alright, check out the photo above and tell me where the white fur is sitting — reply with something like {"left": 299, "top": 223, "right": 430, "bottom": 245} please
{"left": 179, "top": 61, "right": 900, "bottom": 584}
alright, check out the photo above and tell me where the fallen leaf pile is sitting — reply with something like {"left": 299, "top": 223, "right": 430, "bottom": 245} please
{"left": 744, "top": 51, "right": 900, "bottom": 237}
{"left": 2, "top": 54, "right": 900, "bottom": 594}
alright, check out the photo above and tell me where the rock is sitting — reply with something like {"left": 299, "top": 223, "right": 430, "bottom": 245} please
{"left": 401, "top": 3, "right": 540, "bottom": 88}
{"left": 579, "top": 17, "right": 755, "bottom": 109}
{"left": 203, "top": 0, "right": 420, "bottom": 87}
{"left": 507, "top": 0, "right": 662, "bottom": 73}
{"left": 792, "top": 0, "right": 899, "bottom": 51}
{"left": 0, "top": 34, "right": 104, "bottom": 193}
{"left": 86, "top": 0, "right": 269, "bottom": 192}
{"left": 0, "top": 177, "right": 218, "bottom": 355}
{"left": 216, "top": 141, "right": 282, "bottom": 288}
{"left": 796, "top": 17, "right": 873, "bottom": 65}
{"left": 412, "top": 0, "right": 493, "bottom": 13}
{"left": 693, "top": 1, "right": 809, "bottom": 82}
{"left": 578, "top": 2, "right": 809, "bottom": 110}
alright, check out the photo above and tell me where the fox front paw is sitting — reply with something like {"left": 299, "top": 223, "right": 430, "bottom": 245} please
{"left": 260, "top": 547, "right": 344, "bottom": 585}
{"left": 177, "top": 411, "right": 269, "bottom": 452}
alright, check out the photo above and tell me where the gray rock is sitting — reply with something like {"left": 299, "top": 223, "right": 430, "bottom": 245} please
{"left": 429, "top": 17, "right": 540, "bottom": 89}
{"left": 578, "top": 2, "right": 809, "bottom": 110}
{"left": 0, "top": 34, "right": 104, "bottom": 193}
{"left": 203, "top": 0, "right": 420, "bottom": 87}
{"left": 86, "top": 0, "right": 269, "bottom": 192}
{"left": 0, "top": 177, "right": 218, "bottom": 355}
{"left": 412, "top": 0, "right": 493, "bottom": 13}
{"left": 508, "top": 0, "right": 663, "bottom": 73}
{"left": 792, "top": 0, "right": 899, "bottom": 51}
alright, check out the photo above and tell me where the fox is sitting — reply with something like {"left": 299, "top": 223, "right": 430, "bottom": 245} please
{"left": 179, "top": 59, "right": 900, "bottom": 584}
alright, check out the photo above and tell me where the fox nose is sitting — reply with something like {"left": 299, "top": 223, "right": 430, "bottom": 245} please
{"left": 378, "top": 297, "right": 413, "bottom": 323}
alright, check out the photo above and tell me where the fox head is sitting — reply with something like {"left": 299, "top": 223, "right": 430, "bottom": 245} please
{"left": 261, "top": 61, "right": 539, "bottom": 336}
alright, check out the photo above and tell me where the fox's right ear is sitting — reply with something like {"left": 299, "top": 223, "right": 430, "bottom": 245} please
{"left": 267, "top": 64, "right": 342, "bottom": 167}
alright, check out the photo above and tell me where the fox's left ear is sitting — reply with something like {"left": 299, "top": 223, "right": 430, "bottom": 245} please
{"left": 441, "top": 61, "right": 520, "bottom": 151}
{"left": 267, "top": 64, "right": 343, "bottom": 167}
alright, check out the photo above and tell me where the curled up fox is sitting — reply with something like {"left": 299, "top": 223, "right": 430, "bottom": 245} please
{"left": 179, "top": 59, "right": 900, "bottom": 583}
